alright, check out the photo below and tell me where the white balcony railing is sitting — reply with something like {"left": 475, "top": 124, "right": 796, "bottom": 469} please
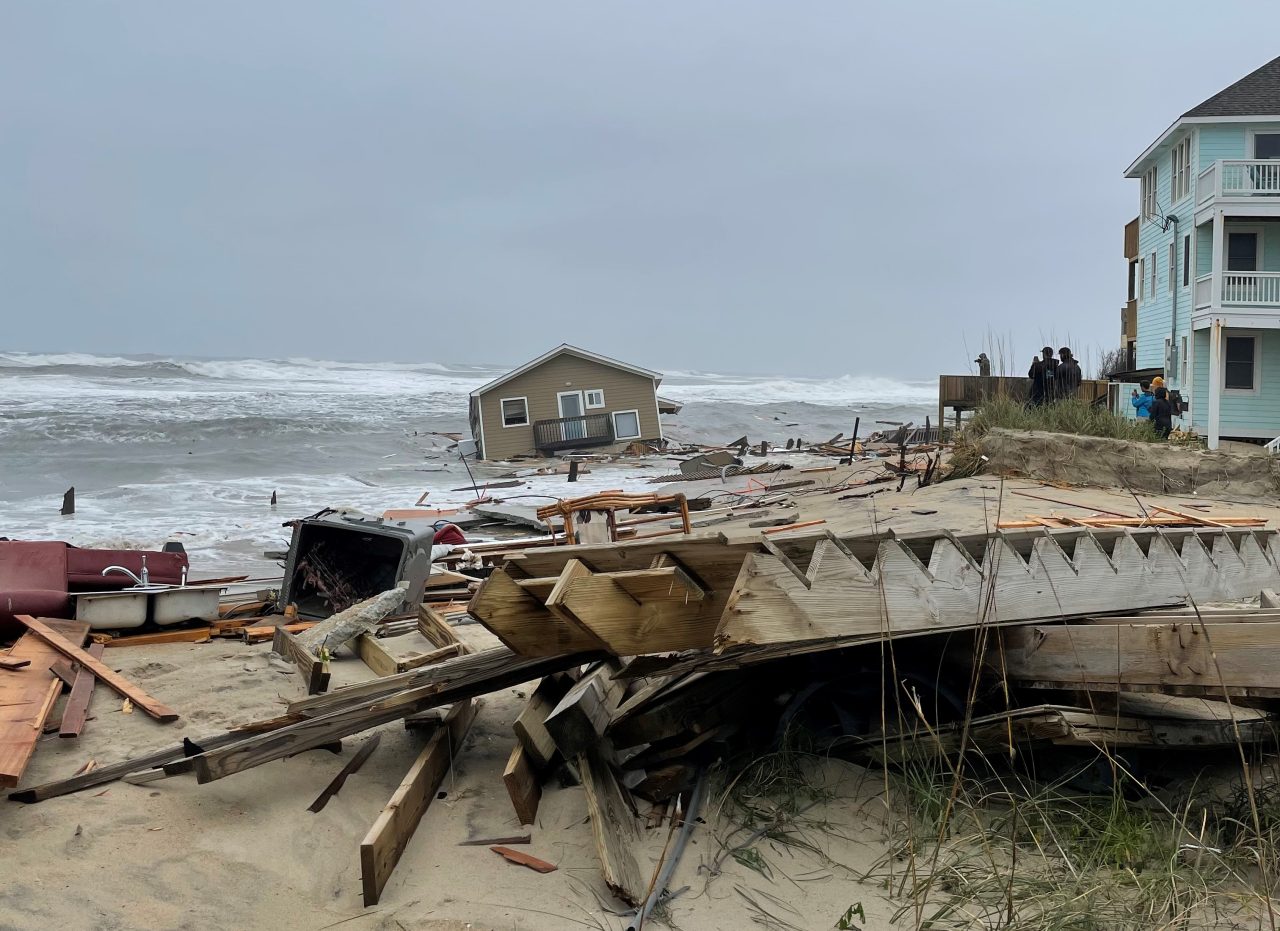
{"left": 1197, "top": 164, "right": 1216, "bottom": 205}
{"left": 1199, "top": 160, "right": 1280, "bottom": 201}
{"left": 1194, "top": 273, "right": 1212, "bottom": 309}
{"left": 1223, "top": 271, "right": 1280, "bottom": 306}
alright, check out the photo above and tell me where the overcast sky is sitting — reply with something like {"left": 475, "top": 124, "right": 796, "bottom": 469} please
{"left": 2, "top": 3, "right": 1277, "bottom": 378}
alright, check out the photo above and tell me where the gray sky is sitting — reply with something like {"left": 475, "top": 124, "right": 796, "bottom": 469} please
{"left": 2, "top": 3, "right": 1276, "bottom": 378}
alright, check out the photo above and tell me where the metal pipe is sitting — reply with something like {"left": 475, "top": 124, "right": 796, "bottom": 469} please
{"left": 625, "top": 770, "right": 708, "bottom": 931}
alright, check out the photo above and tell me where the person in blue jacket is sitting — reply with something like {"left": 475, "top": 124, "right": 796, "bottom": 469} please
{"left": 1130, "top": 381, "right": 1154, "bottom": 418}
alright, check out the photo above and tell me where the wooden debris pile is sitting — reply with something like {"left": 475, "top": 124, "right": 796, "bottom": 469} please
{"left": 13, "top": 517, "right": 1280, "bottom": 920}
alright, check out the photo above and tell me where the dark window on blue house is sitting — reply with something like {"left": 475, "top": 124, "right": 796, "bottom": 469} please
{"left": 1225, "top": 336, "right": 1256, "bottom": 390}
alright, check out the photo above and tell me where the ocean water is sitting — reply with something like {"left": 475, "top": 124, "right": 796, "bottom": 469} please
{"left": 0, "top": 352, "right": 935, "bottom": 573}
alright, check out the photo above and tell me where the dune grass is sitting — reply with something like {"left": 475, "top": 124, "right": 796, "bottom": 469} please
{"left": 950, "top": 395, "right": 1160, "bottom": 478}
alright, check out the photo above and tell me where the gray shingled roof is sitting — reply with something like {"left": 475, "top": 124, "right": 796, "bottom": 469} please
{"left": 1184, "top": 55, "right": 1280, "bottom": 117}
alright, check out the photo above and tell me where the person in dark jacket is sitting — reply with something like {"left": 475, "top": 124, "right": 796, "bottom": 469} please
{"left": 1056, "top": 347, "right": 1082, "bottom": 400}
{"left": 1149, "top": 387, "right": 1173, "bottom": 438}
{"left": 1027, "top": 347, "right": 1057, "bottom": 406}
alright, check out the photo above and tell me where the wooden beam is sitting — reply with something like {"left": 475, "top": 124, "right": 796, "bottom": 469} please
{"left": 0, "top": 620, "right": 90, "bottom": 787}
{"left": 187, "top": 651, "right": 589, "bottom": 783}
{"left": 101, "top": 628, "right": 212, "bottom": 647}
{"left": 578, "top": 747, "right": 646, "bottom": 906}
{"left": 0, "top": 657, "right": 32, "bottom": 671}
{"left": 272, "top": 624, "right": 330, "bottom": 694}
{"left": 14, "top": 616, "right": 178, "bottom": 723}
{"left": 59, "top": 641, "right": 106, "bottom": 738}
{"left": 1001, "top": 621, "right": 1280, "bottom": 694}
{"left": 416, "top": 604, "right": 465, "bottom": 651}
{"left": 360, "top": 700, "right": 476, "bottom": 906}
{"left": 470, "top": 567, "right": 605, "bottom": 656}
{"left": 355, "top": 633, "right": 401, "bottom": 678}
{"left": 544, "top": 663, "right": 624, "bottom": 758}
{"left": 513, "top": 673, "right": 575, "bottom": 770}
{"left": 502, "top": 743, "right": 541, "bottom": 826}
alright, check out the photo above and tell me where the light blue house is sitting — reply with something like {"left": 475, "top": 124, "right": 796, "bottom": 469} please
{"left": 1126, "top": 55, "right": 1280, "bottom": 449}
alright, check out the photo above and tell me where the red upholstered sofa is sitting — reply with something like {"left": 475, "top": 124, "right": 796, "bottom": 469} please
{"left": 0, "top": 542, "right": 189, "bottom": 639}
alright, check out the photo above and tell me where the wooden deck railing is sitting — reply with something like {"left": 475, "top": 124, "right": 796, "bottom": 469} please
{"left": 532, "top": 413, "right": 614, "bottom": 452}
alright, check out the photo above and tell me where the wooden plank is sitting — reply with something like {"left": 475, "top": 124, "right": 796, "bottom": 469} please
{"left": 469, "top": 567, "right": 605, "bottom": 656}
{"left": 272, "top": 624, "right": 330, "bottom": 694}
{"left": 102, "top": 628, "right": 212, "bottom": 647}
{"left": 360, "top": 700, "right": 476, "bottom": 906}
{"left": 356, "top": 633, "right": 402, "bottom": 678}
{"left": 514, "top": 577, "right": 558, "bottom": 601}
{"left": 416, "top": 604, "right": 465, "bottom": 651}
{"left": 59, "top": 641, "right": 106, "bottom": 738}
{"left": 490, "top": 844, "right": 556, "bottom": 873}
{"left": 188, "top": 650, "right": 589, "bottom": 783}
{"left": 1000, "top": 621, "right": 1280, "bottom": 694}
{"left": 0, "top": 657, "right": 31, "bottom": 671}
{"left": 513, "top": 673, "right": 575, "bottom": 770}
{"left": 0, "top": 620, "right": 90, "bottom": 787}
{"left": 307, "top": 734, "right": 381, "bottom": 812}
{"left": 577, "top": 747, "right": 646, "bottom": 906}
{"left": 424, "top": 568, "right": 480, "bottom": 589}
{"left": 502, "top": 743, "right": 541, "bottom": 826}
{"left": 544, "top": 663, "right": 624, "bottom": 758}
{"left": 13, "top": 616, "right": 177, "bottom": 723}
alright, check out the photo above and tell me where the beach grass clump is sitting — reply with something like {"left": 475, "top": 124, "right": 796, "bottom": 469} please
{"left": 950, "top": 395, "right": 1159, "bottom": 477}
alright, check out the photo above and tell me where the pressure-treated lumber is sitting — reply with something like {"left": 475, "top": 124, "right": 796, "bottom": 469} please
{"left": 186, "top": 650, "right": 588, "bottom": 783}
{"left": 308, "top": 734, "right": 381, "bottom": 812}
{"left": 416, "top": 604, "right": 467, "bottom": 651}
{"left": 502, "top": 743, "right": 541, "bottom": 826}
{"left": 1000, "top": 620, "right": 1280, "bottom": 695}
{"left": 848, "top": 703, "right": 1276, "bottom": 760}
{"left": 59, "top": 641, "right": 106, "bottom": 738}
{"left": 0, "top": 657, "right": 32, "bottom": 671}
{"left": 0, "top": 620, "right": 90, "bottom": 787}
{"left": 356, "top": 634, "right": 461, "bottom": 678}
{"left": 544, "top": 663, "right": 624, "bottom": 758}
{"left": 470, "top": 567, "right": 607, "bottom": 656}
{"left": 715, "top": 529, "right": 1280, "bottom": 650}
{"left": 100, "top": 628, "right": 212, "bottom": 647}
{"left": 360, "top": 700, "right": 475, "bottom": 906}
{"left": 578, "top": 746, "right": 646, "bottom": 906}
{"left": 513, "top": 673, "right": 575, "bottom": 770}
{"left": 272, "top": 624, "right": 330, "bottom": 694}
{"left": 14, "top": 616, "right": 178, "bottom": 723}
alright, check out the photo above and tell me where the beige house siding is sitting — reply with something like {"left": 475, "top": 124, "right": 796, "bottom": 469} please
{"left": 476, "top": 355, "right": 661, "bottom": 459}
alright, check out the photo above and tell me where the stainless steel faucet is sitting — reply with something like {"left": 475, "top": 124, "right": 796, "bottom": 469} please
{"left": 102, "top": 554, "right": 149, "bottom": 587}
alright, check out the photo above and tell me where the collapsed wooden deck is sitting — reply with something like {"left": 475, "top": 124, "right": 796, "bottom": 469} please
{"left": 470, "top": 526, "right": 1280, "bottom": 659}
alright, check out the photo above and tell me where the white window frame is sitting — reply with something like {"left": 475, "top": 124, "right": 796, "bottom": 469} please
{"left": 1226, "top": 225, "right": 1264, "bottom": 272}
{"left": 1183, "top": 234, "right": 1191, "bottom": 288}
{"left": 1141, "top": 165, "right": 1158, "bottom": 219}
{"left": 611, "top": 409, "right": 642, "bottom": 440}
{"left": 1149, "top": 251, "right": 1157, "bottom": 297}
{"left": 1167, "top": 242, "right": 1176, "bottom": 293}
{"left": 1180, "top": 335, "right": 1188, "bottom": 386}
{"left": 1222, "top": 330, "right": 1262, "bottom": 396}
{"left": 1249, "top": 128, "right": 1280, "bottom": 159}
{"left": 584, "top": 389, "right": 605, "bottom": 409}
{"left": 1170, "top": 136, "right": 1192, "bottom": 204}
{"left": 1138, "top": 256, "right": 1146, "bottom": 301}
{"left": 499, "top": 396, "right": 529, "bottom": 428}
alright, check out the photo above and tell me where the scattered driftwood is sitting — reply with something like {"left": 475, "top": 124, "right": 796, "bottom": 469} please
{"left": 308, "top": 734, "right": 382, "bottom": 812}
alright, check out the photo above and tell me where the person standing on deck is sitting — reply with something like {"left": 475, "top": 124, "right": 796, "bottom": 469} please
{"left": 1056, "top": 347, "right": 1082, "bottom": 401}
{"left": 974, "top": 353, "right": 991, "bottom": 377}
{"left": 1027, "top": 347, "right": 1057, "bottom": 406}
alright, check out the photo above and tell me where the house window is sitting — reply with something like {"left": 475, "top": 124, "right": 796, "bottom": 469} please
{"left": 1141, "top": 166, "right": 1158, "bottom": 219}
{"left": 1138, "top": 257, "right": 1146, "bottom": 300}
{"left": 500, "top": 397, "right": 529, "bottom": 427}
{"left": 1224, "top": 336, "right": 1257, "bottom": 391}
{"left": 1181, "top": 335, "right": 1188, "bottom": 385}
{"left": 1168, "top": 242, "right": 1176, "bottom": 293}
{"left": 1228, "top": 232, "right": 1259, "bottom": 271}
{"left": 1183, "top": 235, "right": 1190, "bottom": 287}
{"left": 1149, "top": 251, "right": 1157, "bottom": 296}
{"left": 611, "top": 409, "right": 641, "bottom": 440}
{"left": 1254, "top": 134, "right": 1280, "bottom": 159}
{"left": 1171, "top": 137, "right": 1192, "bottom": 203}
{"left": 584, "top": 389, "right": 605, "bottom": 409}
